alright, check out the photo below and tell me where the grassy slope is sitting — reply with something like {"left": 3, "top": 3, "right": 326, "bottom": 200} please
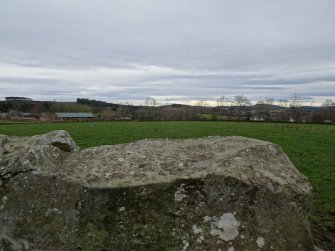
{"left": 0, "top": 121, "right": 334, "bottom": 247}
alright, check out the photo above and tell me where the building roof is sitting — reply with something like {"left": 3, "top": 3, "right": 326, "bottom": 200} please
{"left": 55, "top": 112, "right": 95, "bottom": 118}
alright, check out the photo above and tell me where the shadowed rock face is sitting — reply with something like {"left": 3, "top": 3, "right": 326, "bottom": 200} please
{"left": 0, "top": 131, "right": 314, "bottom": 250}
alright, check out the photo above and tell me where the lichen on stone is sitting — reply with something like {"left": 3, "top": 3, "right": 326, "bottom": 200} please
{"left": 182, "top": 240, "right": 189, "bottom": 250}
{"left": 209, "top": 213, "right": 240, "bottom": 241}
{"left": 174, "top": 184, "right": 187, "bottom": 202}
{"left": 256, "top": 236, "right": 265, "bottom": 248}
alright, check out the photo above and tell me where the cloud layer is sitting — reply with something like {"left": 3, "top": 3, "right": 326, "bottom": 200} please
{"left": 0, "top": 0, "right": 334, "bottom": 104}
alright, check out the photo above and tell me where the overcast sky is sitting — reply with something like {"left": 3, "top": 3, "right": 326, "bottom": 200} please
{"left": 0, "top": 0, "right": 334, "bottom": 105}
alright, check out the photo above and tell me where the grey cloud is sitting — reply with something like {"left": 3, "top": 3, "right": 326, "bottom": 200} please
{"left": 0, "top": 0, "right": 335, "bottom": 103}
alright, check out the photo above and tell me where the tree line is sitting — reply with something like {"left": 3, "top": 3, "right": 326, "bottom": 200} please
{"left": 0, "top": 95, "right": 334, "bottom": 123}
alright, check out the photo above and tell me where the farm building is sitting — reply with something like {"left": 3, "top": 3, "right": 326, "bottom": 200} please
{"left": 55, "top": 112, "right": 95, "bottom": 120}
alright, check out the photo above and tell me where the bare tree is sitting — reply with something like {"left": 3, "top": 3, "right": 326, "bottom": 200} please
{"left": 322, "top": 99, "right": 335, "bottom": 107}
{"left": 216, "top": 96, "right": 227, "bottom": 107}
{"left": 116, "top": 101, "right": 132, "bottom": 120}
{"left": 233, "top": 95, "right": 251, "bottom": 120}
{"left": 215, "top": 96, "right": 229, "bottom": 120}
{"left": 144, "top": 97, "right": 157, "bottom": 107}
{"left": 322, "top": 99, "right": 335, "bottom": 121}
{"left": 277, "top": 99, "right": 289, "bottom": 121}
{"left": 234, "top": 95, "right": 251, "bottom": 107}
{"left": 289, "top": 93, "right": 302, "bottom": 109}
{"left": 289, "top": 93, "right": 302, "bottom": 122}
{"left": 265, "top": 97, "right": 274, "bottom": 106}
{"left": 278, "top": 99, "right": 288, "bottom": 107}
{"left": 196, "top": 100, "right": 209, "bottom": 107}
{"left": 254, "top": 100, "right": 266, "bottom": 121}
{"left": 142, "top": 97, "right": 157, "bottom": 120}
{"left": 195, "top": 100, "right": 209, "bottom": 119}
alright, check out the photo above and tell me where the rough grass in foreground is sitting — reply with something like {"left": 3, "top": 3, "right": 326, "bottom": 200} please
{"left": 0, "top": 121, "right": 334, "bottom": 249}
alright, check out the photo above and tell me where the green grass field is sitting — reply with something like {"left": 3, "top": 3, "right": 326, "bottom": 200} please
{"left": 0, "top": 121, "right": 334, "bottom": 248}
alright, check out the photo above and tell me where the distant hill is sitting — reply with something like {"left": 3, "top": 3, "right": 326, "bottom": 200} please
{"left": 0, "top": 97, "right": 332, "bottom": 123}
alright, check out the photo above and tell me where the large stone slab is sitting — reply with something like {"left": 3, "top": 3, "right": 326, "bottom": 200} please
{"left": 0, "top": 131, "right": 314, "bottom": 250}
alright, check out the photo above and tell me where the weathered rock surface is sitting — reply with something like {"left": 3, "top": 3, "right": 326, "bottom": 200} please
{"left": 0, "top": 131, "right": 314, "bottom": 250}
